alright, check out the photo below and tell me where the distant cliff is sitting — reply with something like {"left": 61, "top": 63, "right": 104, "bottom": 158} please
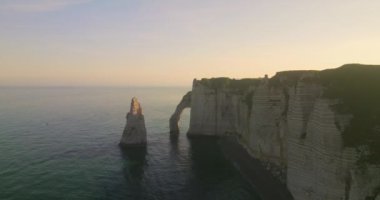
{"left": 171, "top": 64, "right": 380, "bottom": 200}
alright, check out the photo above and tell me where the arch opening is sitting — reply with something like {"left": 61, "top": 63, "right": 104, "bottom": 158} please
{"left": 170, "top": 91, "right": 191, "bottom": 137}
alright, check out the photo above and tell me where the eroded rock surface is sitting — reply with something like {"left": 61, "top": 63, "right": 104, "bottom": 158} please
{"left": 170, "top": 91, "right": 191, "bottom": 136}
{"left": 120, "top": 97, "right": 147, "bottom": 147}
{"left": 173, "top": 64, "right": 380, "bottom": 200}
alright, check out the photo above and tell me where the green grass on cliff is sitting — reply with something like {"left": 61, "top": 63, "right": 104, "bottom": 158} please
{"left": 198, "top": 65, "right": 380, "bottom": 164}
{"left": 268, "top": 70, "right": 318, "bottom": 87}
{"left": 199, "top": 77, "right": 261, "bottom": 93}
{"left": 319, "top": 64, "right": 380, "bottom": 164}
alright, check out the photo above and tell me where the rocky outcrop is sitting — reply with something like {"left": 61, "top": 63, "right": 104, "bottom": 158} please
{"left": 170, "top": 91, "right": 191, "bottom": 136}
{"left": 120, "top": 97, "right": 147, "bottom": 147}
{"left": 173, "top": 64, "right": 380, "bottom": 200}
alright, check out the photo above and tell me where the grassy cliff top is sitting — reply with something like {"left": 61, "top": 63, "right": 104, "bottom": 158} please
{"left": 269, "top": 70, "right": 318, "bottom": 87}
{"left": 197, "top": 64, "right": 380, "bottom": 164}
{"left": 198, "top": 77, "right": 262, "bottom": 92}
{"left": 270, "top": 64, "right": 380, "bottom": 164}
{"left": 319, "top": 64, "right": 380, "bottom": 164}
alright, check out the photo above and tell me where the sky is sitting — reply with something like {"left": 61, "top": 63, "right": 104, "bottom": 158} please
{"left": 1, "top": 0, "right": 379, "bottom": 87}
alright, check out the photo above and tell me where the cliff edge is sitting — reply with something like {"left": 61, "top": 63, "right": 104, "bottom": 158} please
{"left": 171, "top": 64, "right": 380, "bottom": 200}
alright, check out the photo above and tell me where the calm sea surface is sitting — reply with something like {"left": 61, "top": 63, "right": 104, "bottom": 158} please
{"left": 0, "top": 87, "right": 260, "bottom": 200}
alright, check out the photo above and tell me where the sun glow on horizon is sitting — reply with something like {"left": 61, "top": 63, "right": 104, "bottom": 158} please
{"left": 1, "top": 0, "right": 380, "bottom": 87}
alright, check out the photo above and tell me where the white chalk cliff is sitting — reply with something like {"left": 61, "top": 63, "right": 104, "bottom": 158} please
{"left": 171, "top": 65, "right": 380, "bottom": 200}
{"left": 170, "top": 91, "right": 191, "bottom": 136}
{"left": 120, "top": 97, "right": 147, "bottom": 147}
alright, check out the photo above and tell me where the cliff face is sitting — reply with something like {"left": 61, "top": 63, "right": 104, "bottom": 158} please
{"left": 188, "top": 79, "right": 252, "bottom": 136}
{"left": 174, "top": 65, "right": 380, "bottom": 200}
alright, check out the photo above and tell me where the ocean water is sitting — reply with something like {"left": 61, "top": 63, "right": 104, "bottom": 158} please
{"left": 0, "top": 87, "right": 260, "bottom": 200}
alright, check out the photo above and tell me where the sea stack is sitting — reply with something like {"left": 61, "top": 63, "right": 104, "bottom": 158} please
{"left": 119, "top": 97, "right": 147, "bottom": 147}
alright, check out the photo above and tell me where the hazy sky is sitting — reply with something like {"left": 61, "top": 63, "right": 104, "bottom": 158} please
{"left": 1, "top": 0, "right": 379, "bottom": 86}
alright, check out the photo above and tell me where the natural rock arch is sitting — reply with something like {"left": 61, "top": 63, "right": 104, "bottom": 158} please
{"left": 170, "top": 92, "right": 191, "bottom": 136}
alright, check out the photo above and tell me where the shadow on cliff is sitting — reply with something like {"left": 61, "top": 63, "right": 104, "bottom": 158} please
{"left": 178, "top": 137, "right": 262, "bottom": 200}
{"left": 189, "top": 137, "right": 232, "bottom": 178}
{"left": 220, "top": 137, "right": 294, "bottom": 200}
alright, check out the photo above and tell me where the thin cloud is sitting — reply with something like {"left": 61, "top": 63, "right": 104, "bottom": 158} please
{"left": 0, "top": 0, "right": 93, "bottom": 12}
